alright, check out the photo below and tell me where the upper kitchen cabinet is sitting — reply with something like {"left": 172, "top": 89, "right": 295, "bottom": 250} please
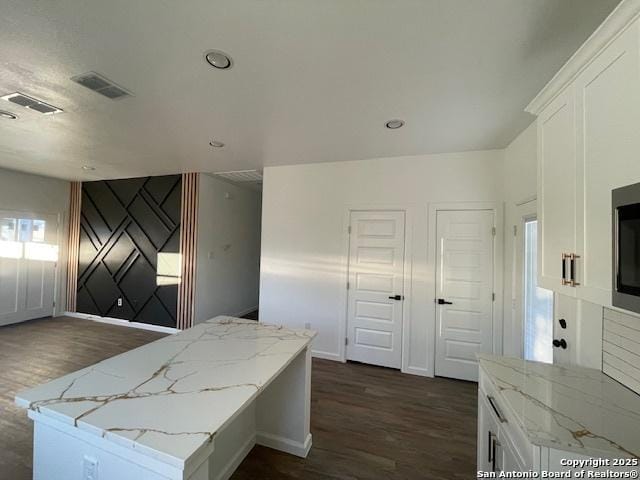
{"left": 537, "top": 87, "right": 577, "bottom": 296}
{"left": 527, "top": 2, "right": 640, "bottom": 305}
{"left": 574, "top": 20, "right": 640, "bottom": 306}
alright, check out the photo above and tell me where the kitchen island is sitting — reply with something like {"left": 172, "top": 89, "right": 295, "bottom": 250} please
{"left": 15, "top": 316, "right": 316, "bottom": 480}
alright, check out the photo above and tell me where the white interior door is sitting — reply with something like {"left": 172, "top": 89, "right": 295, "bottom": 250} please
{"left": 435, "top": 210, "right": 495, "bottom": 381}
{"left": 346, "top": 210, "right": 405, "bottom": 369}
{"left": 0, "top": 212, "right": 58, "bottom": 326}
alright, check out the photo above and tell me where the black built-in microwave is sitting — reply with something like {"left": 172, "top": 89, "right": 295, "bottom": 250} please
{"left": 613, "top": 181, "right": 640, "bottom": 314}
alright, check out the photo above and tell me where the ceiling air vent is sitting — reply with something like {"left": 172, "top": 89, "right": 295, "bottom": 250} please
{"left": 0, "top": 92, "right": 63, "bottom": 115}
{"left": 71, "top": 71, "right": 133, "bottom": 99}
{"left": 213, "top": 170, "right": 263, "bottom": 183}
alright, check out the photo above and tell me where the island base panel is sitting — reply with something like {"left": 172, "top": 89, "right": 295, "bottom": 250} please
{"left": 255, "top": 345, "right": 312, "bottom": 458}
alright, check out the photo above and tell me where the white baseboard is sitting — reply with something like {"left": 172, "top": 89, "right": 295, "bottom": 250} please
{"left": 63, "top": 312, "right": 178, "bottom": 335}
{"left": 311, "top": 350, "right": 342, "bottom": 361}
{"left": 255, "top": 432, "right": 312, "bottom": 458}
{"left": 233, "top": 306, "right": 259, "bottom": 318}
{"left": 214, "top": 433, "right": 256, "bottom": 480}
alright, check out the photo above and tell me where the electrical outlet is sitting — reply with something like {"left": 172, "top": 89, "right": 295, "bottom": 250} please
{"left": 83, "top": 456, "right": 98, "bottom": 480}
{"left": 117, "top": 298, "right": 123, "bottom": 307}
{"left": 304, "top": 322, "right": 311, "bottom": 330}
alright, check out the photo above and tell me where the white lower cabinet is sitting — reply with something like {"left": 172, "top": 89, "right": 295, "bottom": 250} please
{"left": 478, "top": 365, "right": 638, "bottom": 477}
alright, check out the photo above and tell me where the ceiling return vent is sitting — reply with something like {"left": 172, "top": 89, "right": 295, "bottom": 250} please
{"left": 0, "top": 92, "right": 63, "bottom": 114}
{"left": 71, "top": 71, "right": 133, "bottom": 99}
{"left": 213, "top": 170, "right": 263, "bottom": 183}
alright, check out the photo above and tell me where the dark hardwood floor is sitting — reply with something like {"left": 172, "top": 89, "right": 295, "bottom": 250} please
{"left": 0, "top": 316, "right": 477, "bottom": 480}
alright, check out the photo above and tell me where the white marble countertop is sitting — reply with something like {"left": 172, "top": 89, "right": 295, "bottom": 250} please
{"left": 15, "top": 317, "right": 316, "bottom": 468}
{"left": 478, "top": 354, "right": 640, "bottom": 459}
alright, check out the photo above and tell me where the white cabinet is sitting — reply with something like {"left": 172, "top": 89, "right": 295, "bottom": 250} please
{"left": 478, "top": 363, "right": 639, "bottom": 476}
{"left": 537, "top": 86, "right": 577, "bottom": 297}
{"left": 574, "top": 20, "right": 640, "bottom": 306}
{"left": 497, "top": 430, "right": 523, "bottom": 473}
{"left": 477, "top": 394, "right": 525, "bottom": 475}
{"left": 477, "top": 395, "right": 501, "bottom": 473}
{"left": 532, "top": 14, "right": 640, "bottom": 306}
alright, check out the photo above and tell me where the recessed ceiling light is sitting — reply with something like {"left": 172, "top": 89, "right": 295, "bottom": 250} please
{"left": 205, "top": 50, "right": 233, "bottom": 70}
{"left": 385, "top": 119, "right": 405, "bottom": 129}
{"left": 82, "top": 165, "right": 96, "bottom": 171}
{"left": 209, "top": 140, "right": 225, "bottom": 148}
{"left": 0, "top": 110, "right": 17, "bottom": 119}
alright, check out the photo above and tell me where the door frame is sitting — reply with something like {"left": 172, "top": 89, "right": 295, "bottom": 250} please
{"left": 512, "top": 199, "right": 537, "bottom": 359}
{"left": 338, "top": 205, "right": 413, "bottom": 372}
{"left": 0, "top": 209, "right": 62, "bottom": 325}
{"left": 428, "top": 202, "right": 504, "bottom": 376}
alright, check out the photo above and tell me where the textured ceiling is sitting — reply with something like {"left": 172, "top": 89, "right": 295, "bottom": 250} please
{"left": 0, "top": 0, "right": 621, "bottom": 181}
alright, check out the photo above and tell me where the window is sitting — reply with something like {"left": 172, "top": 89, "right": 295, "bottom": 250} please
{"left": 1, "top": 218, "right": 17, "bottom": 241}
{"left": 523, "top": 219, "right": 553, "bottom": 363}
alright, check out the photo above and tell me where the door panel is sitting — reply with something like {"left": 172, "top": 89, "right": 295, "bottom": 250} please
{"left": 436, "top": 210, "right": 494, "bottom": 381}
{"left": 537, "top": 87, "right": 577, "bottom": 296}
{"left": 346, "top": 211, "right": 405, "bottom": 369}
{"left": 0, "top": 212, "right": 58, "bottom": 326}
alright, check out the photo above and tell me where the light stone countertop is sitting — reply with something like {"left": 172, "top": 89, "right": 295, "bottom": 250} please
{"left": 15, "top": 316, "right": 316, "bottom": 468}
{"left": 478, "top": 354, "right": 640, "bottom": 459}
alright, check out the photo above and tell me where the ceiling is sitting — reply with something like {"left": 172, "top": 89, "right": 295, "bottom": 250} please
{"left": 0, "top": 0, "right": 621, "bottom": 181}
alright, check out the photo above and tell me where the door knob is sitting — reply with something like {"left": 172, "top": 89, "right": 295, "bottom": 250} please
{"left": 388, "top": 295, "right": 404, "bottom": 300}
{"left": 437, "top": 298, "right": 453, "bottom": 305}
{"left": 552, "top": 338, "right": 567, "bottom": 349}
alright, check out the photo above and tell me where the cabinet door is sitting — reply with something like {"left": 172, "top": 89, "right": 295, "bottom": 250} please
{"left": 575, "top": 20, "right": 640, "bottom": 306}
{"left": 537, "top": 86, "right": 577, "bottom": 296}
{"left": 495, "top": 431, "right": 524, "bottom": 473}
{"left": 477, "top": 395, "right": 501, "bottom": 473}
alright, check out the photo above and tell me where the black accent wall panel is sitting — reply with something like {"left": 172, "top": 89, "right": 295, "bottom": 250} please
{"left": 77, "top": 175, "right": 182, "bottom": 327}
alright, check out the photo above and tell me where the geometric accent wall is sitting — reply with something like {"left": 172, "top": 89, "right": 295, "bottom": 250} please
{"left": 76, "top": 175, "right": 182, "bottom": 328}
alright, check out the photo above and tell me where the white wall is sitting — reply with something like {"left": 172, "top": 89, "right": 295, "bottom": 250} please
{"left": 260, "top": 150, "right": 504, "bottom": 376}
{"left": 501, "top": 123, "right": 537, "bottom": 357}
{"left": 0, "top": 167, "right": 70, "bottom": 316}
{"left": 194, "top": 174, "right": 261, "bottom": 323}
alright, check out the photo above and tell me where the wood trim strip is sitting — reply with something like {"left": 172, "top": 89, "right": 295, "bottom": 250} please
{"left": 66, "top": 182, "right": 82, "bottom": 312}
{"left": 177, "top": 173, "right": 199, "bottom": 330}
